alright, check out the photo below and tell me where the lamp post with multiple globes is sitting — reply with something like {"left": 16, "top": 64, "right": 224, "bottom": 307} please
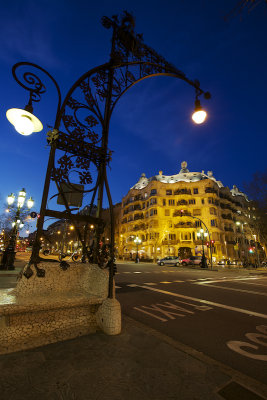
{"left": 134, "top": 236, "right": 142, "bottom": 263}
{"left": 0, "top": 189, "right": 34, "bottom": 270}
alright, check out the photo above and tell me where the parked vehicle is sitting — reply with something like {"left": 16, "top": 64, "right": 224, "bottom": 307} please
{"left": 181, "top": 256, "right": 202, "bottom": 266}
{"left": 157, "top": 256, "right": 181, "bottom": 266}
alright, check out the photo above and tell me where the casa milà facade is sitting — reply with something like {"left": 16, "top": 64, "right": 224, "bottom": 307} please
{"left": 118, "top": 162, "right": 263, "bottom": 262}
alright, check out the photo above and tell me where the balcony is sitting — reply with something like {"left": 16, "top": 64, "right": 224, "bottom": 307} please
{"left": 174, "top": 189, "right": 191, "bottom": 195}
{"left": 174, "top": 222, "right": 193, "bottom": 228}
{"left": 205, "top": 187, "right": 217, "bottom": 194}
{"left": 173, "top": 210, "right": 191, "bottom": 217}
{"left": 133, "top": 213, "right": 144, "bottom": 221}
{"left": 177, "top": 200, "right": 188, "bottom": 205}
{"left": 162, "top": 240, "right": 178, "bottom": 245}
{"left": 221, "top": 214, "right": 232, "bottom": 220}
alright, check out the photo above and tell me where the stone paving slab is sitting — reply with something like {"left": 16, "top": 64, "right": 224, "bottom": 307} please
{"left": 0, "top": 314, "right": 266, "bottom": 400}
{"left": 0, "top": 316, "right": 230, "bottom": 400}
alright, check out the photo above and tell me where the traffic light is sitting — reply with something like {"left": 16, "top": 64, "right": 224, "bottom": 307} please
{"left": 249, "top": 248, "right": 254, "bottom": 254}
{"left": 30, "top": 211, "right": 37, "bottom": 218}
{"left": 211, "top": 240, "right": 215, "bottom": 247}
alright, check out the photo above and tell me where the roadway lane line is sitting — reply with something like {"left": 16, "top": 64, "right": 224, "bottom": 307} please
{"left": 136, "top": 285, "right": 267, "bottom": 319}
{"left": 143, "top": 283, "right": 157, "bottom": 286}
{"left": 194, "top": 283, "right": 267, "bottom": 296}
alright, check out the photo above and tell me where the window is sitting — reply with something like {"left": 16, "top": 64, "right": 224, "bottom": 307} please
{"left": 202, "top": 199, "right": 205, "bottom": 204}
{"left": 189, "top": 199, "right": 196, "bottom": 204}
{"left": 195, "top": 220, "right": 201, "bottom": 227}
{"left": 150, "top": 209, "right": 157, "bottom": 216}
{"left": 166, "top": 190, "right": 172, "bottom": 195}
{"left": 169, "top": 234, "right": 176, "bottom": 240}
{"left": 209, "top": 207, "right": 217, "bottom": 215}
{"left": 193, "top": 188, "right": 199, "bottom": 194}
{"left": 162, "top": 199, "right": 166, "bottom": 206}
{"left": 193, "top": 209, "right": 201, "bottom": 216}
{"left": 181, "top": 232, "right": 191, "bottom": 240}
{"left": 142, "top": 202, "right": 145, "bottom": 209}
{"left": 211, "top": 219, "right": 217, "bottom": 227}
{"left": 168, "top": 199, "right": 175, "bottom": 205}
{"left": 165, "top": 209, "right": 170, "bottom": 216}
{"left": 150, "top": 189, "right": 157, "bottom": 196}
{"left": 150, "top": 198, "right": 157, "bottom": 205}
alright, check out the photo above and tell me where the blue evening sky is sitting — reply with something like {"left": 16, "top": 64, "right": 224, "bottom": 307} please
{"left": 0, "top": 0, "right": 266, "bottom": 233}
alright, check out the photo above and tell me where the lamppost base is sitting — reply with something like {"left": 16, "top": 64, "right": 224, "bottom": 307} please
{"left": 0, "top": 250, "right": 16, "bottom": 270}
{"left": 0, "top": 265, "right": 15, "bottom": 270}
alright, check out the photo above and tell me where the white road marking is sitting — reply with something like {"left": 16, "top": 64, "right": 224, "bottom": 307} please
{"left": 136, "top": 285, "right": 267, "bottom": 319}
{"left": 115, "top": 286, "right": 121, "bottom": 289}
{"left": 133, "top": 271, "right": 142, "bottom": 274}
{"left": 143, "top": 283, "right": 157, "bottom": 286}
{"left": 227, "top": 326, "right": 267, "bottom": 361}
{"left": 196, "top": 277, "right": 259, "bottom": 284}
{"left": 160, "top": 281, "right": 172, "bottom": 284}
{"left": 194, "top": 283, "right": 267, "bottom": 296}
{"left": 127, "top": 284, "right": 138, "bottom": 287}
{"left": 133, "top": 307, "right": 168, "bottom": 322}
{"left": 173, "top": 280, "right": 184, "bottom": 283}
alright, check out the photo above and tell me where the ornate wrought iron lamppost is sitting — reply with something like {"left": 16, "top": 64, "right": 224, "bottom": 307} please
{"left": 0, "top": 189, "right": 34, "bottom": 270}
{"left": 134, "top": 236, "right": 141, "bottom": 263}
{"left": 197, "top": 228, "right": 208, "bottom": 268}
{"left": 6, "top": 11, "right": 210, "bottom": 297}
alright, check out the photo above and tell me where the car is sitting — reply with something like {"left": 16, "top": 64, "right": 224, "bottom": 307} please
{"left": 181, "top": 256, "right": 203, "bottom": 266}
{"left": 157, "top": 256, "right": 181, "bottom": 266}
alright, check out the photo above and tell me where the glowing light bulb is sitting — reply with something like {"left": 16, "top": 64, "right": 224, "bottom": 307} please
{"left": 14, "top": 115, "right": 34, "bottom": 136}
{"left": 192, "top": 110, "right": 207, "bottom": 124}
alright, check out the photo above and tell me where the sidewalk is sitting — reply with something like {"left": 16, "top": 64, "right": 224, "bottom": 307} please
{"left": 0, "top": 315, "right": 266, "bottom": 400}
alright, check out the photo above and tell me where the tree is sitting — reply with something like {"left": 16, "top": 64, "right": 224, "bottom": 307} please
{"left": 225, "top": 0, "right": 267, "bottom": 20}
{"left": 243, "top": 170, "right": 267, "bottom": 254}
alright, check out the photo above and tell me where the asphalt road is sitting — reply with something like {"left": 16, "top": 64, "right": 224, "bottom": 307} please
{"left": 1, "top": 256, "right": 266, "bottom": 389}
{"left": 115, "top": 262, "right": 267, "bottom": 387}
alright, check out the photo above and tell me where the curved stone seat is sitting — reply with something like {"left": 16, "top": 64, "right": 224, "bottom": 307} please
{"left": 0, "top": 262, "right": 121, "bottom": 354}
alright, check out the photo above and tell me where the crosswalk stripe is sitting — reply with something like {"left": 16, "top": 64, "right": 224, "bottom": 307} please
{"left": 160, "top": 281, "right": 172, "bottom": 284}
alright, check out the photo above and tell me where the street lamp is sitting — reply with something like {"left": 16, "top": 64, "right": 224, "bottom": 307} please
{"left": 134, "top": 236, "right": 142, "bottom": 263}
{"left": 6, "top": 12, "right": 210, "bottom": 294}
{"left": 0, "top": 188, "right": 34, "bottom": 270}
{"left": 196, "top": 228, "right": 208, "bottom": 268}
{"left": 192, "top": 98, "right": 207, "bottom": 124}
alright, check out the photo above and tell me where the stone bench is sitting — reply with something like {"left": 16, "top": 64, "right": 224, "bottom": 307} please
{"left": 0, "top": 262, "right": 121, "bottom": 355}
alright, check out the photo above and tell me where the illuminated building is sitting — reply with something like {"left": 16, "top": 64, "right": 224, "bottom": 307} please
{"left": 118, "top": 162, "right": 262, "bottom": 263}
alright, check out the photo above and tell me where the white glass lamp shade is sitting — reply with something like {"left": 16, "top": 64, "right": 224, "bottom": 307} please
{"left": 7, "top": 193, "right": 15, "bottom": 205}
{"left": 11, "top": 222, "right": 15, "bottom": 227}
{"left": 134, "top": 237, "right": 142, "bottom": 245}
{"left": 200, "top": 228, "right": 204, "bottom": 233}
{"left": 19, "top": 223, "right": 24, "bottom": 228}
{"left": 17, "top": 188, "right": 26, "bottom": 207}
{"left": 204, "top": 232, "right": 208, "bottom": 237}
{"left": 197, "top": 232, "right": 200, "bottom": 238}
{"left": 6, "top": 108, "right": 43, "bottom": 136}
{"left": 27, "top": 197, "right": 34, "bottom": 209}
